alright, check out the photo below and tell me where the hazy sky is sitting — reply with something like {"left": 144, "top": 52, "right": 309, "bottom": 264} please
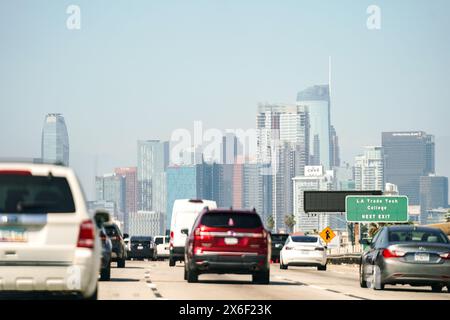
{"left": 1, "top": 0, "right": 449, "bottom": 200}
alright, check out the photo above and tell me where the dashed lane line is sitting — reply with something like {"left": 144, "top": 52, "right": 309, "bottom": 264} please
{"left": 277, "top": 277, "right": 370, "bottom": 300}
{"left": 145, "top": 269, "right": 164, "bottom": 299}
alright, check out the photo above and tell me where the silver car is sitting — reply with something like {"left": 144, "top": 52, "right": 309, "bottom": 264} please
{"left": 360, "top": 225, "right": 450, "bottom": 292}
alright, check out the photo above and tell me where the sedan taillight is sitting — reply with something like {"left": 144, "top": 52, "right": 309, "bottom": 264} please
{"left": 382, "top": 248, "right": 406, "bottom": 258}
{"left": 439, "top": 252, "right": 450, "bottom": 259}
{"left": 77, "top": 219, "right": 95, "bottom": 249}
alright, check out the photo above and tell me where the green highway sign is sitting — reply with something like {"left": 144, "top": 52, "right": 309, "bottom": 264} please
{"left": 345, "top": 196, "right": 409, "bottom": 223}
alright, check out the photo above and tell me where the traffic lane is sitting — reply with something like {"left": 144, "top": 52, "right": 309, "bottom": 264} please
{"left": 98, "top": 261, "right": 156, "bottom": 300}
{"left": 146, "top": 261, "right": 358, "bottom": 300}
{"left": 274, "top": 264, "right": 450, "bottom": 300}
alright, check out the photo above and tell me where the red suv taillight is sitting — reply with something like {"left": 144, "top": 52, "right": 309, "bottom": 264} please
{"left": 382, "top": 248, "right": 406, "bottom": 258}
{"left": 77, "top": 219, "right": 95, "bottom": 249}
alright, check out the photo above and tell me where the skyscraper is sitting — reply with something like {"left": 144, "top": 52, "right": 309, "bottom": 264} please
{"left": 114, "top": 167, "right": 138, "bottom": 233}
{"left": 353, "top": 146, "right": 384, "bottom": 191}
{"left": 95, "top": 173, "right": 125, "bottom": 220}
{"left": 330, "top": 125, "right": 340, "bottom": 167}
{"left": 297, "top": 85, "right": 331, "bottom": 169}
{"left": 166, "top": 165, "right": 198, "bottom": 225}
{"left": 382, "top": 131, "right": 435, "bottom": 205}
{"left": 137, "top": 140, "right": 168, "bottom": 212}
{"left": 41, "top": 113, "right": 69, "bottom": 166}
{"left": 419, "top": 175, "right": 448, "bottom": 225}
{"left": 293, "top": 165, "right": 336, "bottom": 233}
{"left": 256, "top": 104, "right": 309, "bottom": 231}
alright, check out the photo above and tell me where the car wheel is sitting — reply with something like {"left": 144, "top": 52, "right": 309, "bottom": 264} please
{"left": 317, "top": 264, "right": 327, "bottom": 271}
{"left": 100, "top": 262, "right": 111, "bottom": 281}
{"left": 117, "top": 257, "right": 126, "bottom": 268}
{"left": 187, "top": 268, "right": 198, "bottom": 283}
{"left": 252, "top": 270, "right": 270, "bottom": 284}
{"left": 169, "top": 257, "right": 176, "bottom": 267}
{"left": 431, "top": 284, "right": 443, "bottom": 293}
{"left": 359, "top": 264, "right": 368, "bottom": 288}
{"left": 280, "top": 261, "right": 288, "bottom": 270}
{"left": 371, "top": 265, "right": 384, "bottom": 290}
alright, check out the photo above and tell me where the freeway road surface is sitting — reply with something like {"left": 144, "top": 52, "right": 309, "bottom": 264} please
{"left": 99, "top": 260, "right": 450, "bottom": 300}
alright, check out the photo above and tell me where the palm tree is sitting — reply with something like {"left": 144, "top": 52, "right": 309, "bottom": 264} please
{"left": 266, "top": 215, "right": 274, "bottom": 231}
{"left": 284, "top": 214, "right": 296, "bottom": 233}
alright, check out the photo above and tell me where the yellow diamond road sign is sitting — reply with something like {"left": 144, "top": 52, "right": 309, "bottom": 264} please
{"left": 320, "top": 226, "right": 336, "bottom": 244}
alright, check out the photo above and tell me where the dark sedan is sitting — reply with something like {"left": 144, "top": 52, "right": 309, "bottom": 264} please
{"left": 360, "top": 225, "right": 450, "bottom": 292}
{"left": 270, "top": 233, "right": 289, "bottom": 262}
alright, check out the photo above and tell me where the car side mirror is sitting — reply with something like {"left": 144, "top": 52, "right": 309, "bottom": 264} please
{"left": 181, "top": 228, "right": 189, "bottom": 236}
{"left": 123, "top": 233, "right": 129, "bottom": 239}
{"left": 94, "top": 210, "right": 111, "bottom": 228}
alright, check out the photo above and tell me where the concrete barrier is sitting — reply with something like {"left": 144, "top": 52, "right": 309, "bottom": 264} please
{"left": 327, "top": 253, "right": 361, "bottom": 265}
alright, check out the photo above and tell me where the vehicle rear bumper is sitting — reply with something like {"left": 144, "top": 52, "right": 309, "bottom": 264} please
{"left": 189, "top": 253, "right": 269, "bottom": 274}
{"left": 0, "top": 264, "right": 96, "bottom": 296}
{"left": 282, "top": 252, "right": 327, "bottom": 266}
{"left": 0, "top": 249, "right": 98, "bottom": 297}
{"left": 381, "top": 259, "right": 450, "bottom": 285}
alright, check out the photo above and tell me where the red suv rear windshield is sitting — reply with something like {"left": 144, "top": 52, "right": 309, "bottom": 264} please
{"left": 200, "top": 212, "right": 262, "bottom": 229}
{"left": 0, "top": 174, "right": 75, "bottom": 213}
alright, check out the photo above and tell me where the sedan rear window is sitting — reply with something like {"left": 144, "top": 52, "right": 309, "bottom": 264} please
{"left": 271, "top": 234, "right": 289, "bottom": 242}
{"left": 201, "top": 212, "right": 262, "bottom": 229}
{"left": 291, "top": 236, "right": 318, "bottom": 243}
{"left": 0, "top": 174, "right": 75, "bottom": 213}
{"left": 388, "top": 230, "right": 449, "bottom": 244}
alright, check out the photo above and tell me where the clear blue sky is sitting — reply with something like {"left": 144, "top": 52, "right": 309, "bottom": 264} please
{"left": 1, "top": 0, "right": 449, "bottom": 200}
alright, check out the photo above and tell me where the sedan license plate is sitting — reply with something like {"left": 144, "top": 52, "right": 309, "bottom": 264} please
{"left": 137, "top": 245, "right": 144, "bottom": 250}
{"left": 414, "top": 253, "right": 430, "bottom": 262}
{"left": 224, "top": 237, "right": 238, "bottom": 245}
{"left": 0, "top": 227, "right": 27, "bottom": 242}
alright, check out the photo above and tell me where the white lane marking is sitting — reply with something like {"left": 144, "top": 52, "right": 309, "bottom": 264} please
{"left": 146, "top": 283, "right": 157, "bottom": 289}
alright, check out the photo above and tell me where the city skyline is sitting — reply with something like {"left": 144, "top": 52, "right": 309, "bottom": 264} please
{"left": 1, "top": 1, "right": 450, "bottom": 200}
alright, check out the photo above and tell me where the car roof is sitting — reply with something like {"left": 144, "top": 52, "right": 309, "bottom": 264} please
{"left": 0, "top": 162, "right": 74, "bottom": 177}
{"left": 204, "top": 208, "right": 259, "bottom": 215}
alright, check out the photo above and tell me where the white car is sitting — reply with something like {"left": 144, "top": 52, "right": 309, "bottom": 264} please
{"left": 169, "top": 199, "right": 217, "bottom": 266}
{"left": 280, "top": 235, "right": 327, "bottom": 271}
{"left": 0, "top": 162, "right": 101, "bottom": 299}
{"left": 154, "top": 235, "right": 170, "bottom": 260}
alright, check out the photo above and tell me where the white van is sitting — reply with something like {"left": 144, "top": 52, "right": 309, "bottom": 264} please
{"left": 169, "top": 199, "right": 217, "bottom": 266}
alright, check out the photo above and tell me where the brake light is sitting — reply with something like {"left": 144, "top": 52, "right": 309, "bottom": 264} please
{"left": 382, "top": 248, "right": 406, "bottom": 258}
{"left": 439, "top": 252, "right": 450, "bottom": 259}
{"left": 169, "top": 231, "right": 174, "bottom": 248}
{"left": 285, "top": 246, "right": 293, "bottom": 250}
{"left": 77, "top": 219, "right": 95, "bottom": 249}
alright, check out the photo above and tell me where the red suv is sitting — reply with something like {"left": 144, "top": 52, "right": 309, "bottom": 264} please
{"left": 184, "top": 208, "right": 271, "bottom": 284}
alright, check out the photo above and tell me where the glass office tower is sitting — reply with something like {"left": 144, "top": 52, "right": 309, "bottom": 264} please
{"left": 41, "top": 113, "right": 70, "bottom": 166}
